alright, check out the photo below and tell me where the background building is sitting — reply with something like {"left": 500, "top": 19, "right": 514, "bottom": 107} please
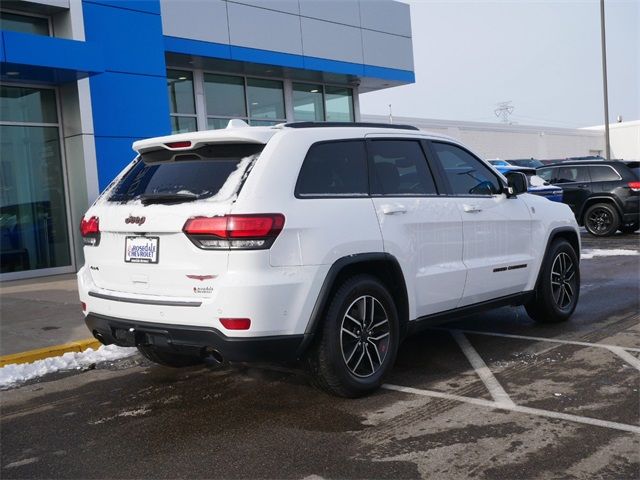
{"left": 363, "top": 115, "right": 639, "bottom": 162}
{"left": 0, "top": 0, "right": 414, "bottom": 280}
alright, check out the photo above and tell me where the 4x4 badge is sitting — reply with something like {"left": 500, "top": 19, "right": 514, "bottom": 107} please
{"left": 125, "top": 215, "right": 146, "bottom": 226}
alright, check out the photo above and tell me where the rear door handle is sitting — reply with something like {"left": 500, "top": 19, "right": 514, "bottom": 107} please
{"left": 381, "top": 204, "right": 407, "bottom": 215}
{"left": 463, "top": 204, "right": 482, "bottom": 213}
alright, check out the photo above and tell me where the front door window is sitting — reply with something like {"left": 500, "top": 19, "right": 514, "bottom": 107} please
{"left": 0, "top": 85, "right": 71, "bottom": 275}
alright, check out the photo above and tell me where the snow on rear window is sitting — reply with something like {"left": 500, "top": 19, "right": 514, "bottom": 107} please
{"left": 107, "top": 143, "right": 263, "bottom": 203}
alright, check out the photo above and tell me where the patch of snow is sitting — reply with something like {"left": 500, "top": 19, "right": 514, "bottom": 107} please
{"left": 0, "top": 345, "right": 137, "bottom": 389}
{"left": 581, "top": 248, "right": 639, "bottom": 260}
{"left": 207, "top": 154, "right": 257, "bottom": 203}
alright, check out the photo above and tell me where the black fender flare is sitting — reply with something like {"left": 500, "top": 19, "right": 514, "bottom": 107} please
{"left": 296, "top": 252, "right": 409, "bottom": 356}
{"left": 578, "top": 195, "right": 624, "bottom": 224}
{"left": 532, "top": 226, "right": 580, "bottom": 292}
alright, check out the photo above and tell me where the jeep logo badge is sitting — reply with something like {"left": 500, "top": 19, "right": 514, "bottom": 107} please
{"left": 125, "top": 215, "right": 146, "bottom": 226}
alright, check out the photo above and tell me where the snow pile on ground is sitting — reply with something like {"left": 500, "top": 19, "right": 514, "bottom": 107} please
{"left": 0, "top": 345, "right": 137, "bottom": 388}
{"left": 581, "top": 248, "right": 639, "bottom": 260}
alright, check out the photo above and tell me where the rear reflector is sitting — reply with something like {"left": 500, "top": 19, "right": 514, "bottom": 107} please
{"left": 183, "top": 214, "right": 285, "bottom": 250}
{"left": 628, "top": 181, "right": 640, "bottom": 192}
{"left": 80, "top": 216, "right": 100, "bottom": 246}
{"left": 165, "top": 141, "right": 192, "bottom": 149}
{"left": 81, "top": 302, "right": 87, "bottom": 311}
{"left": 220, "top": 318, "right": 251, "bottom": 330}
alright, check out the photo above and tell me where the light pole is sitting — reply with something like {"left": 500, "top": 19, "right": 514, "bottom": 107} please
{"left": 600, "top": 0, "right": 611, "bottom": 160}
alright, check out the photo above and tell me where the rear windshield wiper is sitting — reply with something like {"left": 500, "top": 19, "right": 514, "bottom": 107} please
{"left": 139, "top": 192, "right": 199, "bottom": 205}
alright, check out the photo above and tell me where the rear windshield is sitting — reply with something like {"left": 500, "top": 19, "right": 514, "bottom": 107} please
{"left": 108, "top": 143, "right": 264, "bottom": 203}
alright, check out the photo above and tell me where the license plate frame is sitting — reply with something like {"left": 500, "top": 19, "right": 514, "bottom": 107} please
{"left": 124, "top": 236, "right": 159, "bottom": 264}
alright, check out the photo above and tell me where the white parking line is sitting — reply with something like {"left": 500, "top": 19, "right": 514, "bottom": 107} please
{"left": 434, "top": 328, "right": 640, "bottom": 353}
{"left": 607, "top": 346, "right": 640, "bottom": 372}
{"left": 382, "top": 384, "right": 640, "bottom": 435}
{"left": 451, "top": 331, "right": 515, "bottom": 407}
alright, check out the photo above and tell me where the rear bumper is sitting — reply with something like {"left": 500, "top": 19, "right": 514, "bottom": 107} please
{"left": 86, "top": 313, "right": 306, "bottom": 363}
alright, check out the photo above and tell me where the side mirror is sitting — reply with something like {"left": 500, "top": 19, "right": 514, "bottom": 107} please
{"left": 504, "top": 171, "right": 528, "bottom": 197}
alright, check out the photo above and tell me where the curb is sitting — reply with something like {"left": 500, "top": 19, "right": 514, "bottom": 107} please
{"left": 0, "top": 339, "right": 102, "bottom": 367}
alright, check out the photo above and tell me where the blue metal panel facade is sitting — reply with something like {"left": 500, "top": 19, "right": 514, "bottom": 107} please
{"left": 0, "top": 31, "right": 104, "bottom": 83}
{"left": 82, "top": 0, "right": 171, "bottom": 190}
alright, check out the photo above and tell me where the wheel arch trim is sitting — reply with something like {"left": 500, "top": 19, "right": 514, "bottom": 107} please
{"left": 578, "top": 196, "right": 623, "bottom": 224}
{"left": 533, "top": 226, "right": 580, "bottom": 291}
{"left": 297, "top": 252, "right": 409, "bottom": 355}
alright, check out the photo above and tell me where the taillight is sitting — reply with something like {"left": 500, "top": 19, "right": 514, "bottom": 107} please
{"left": 81, "top": 302, "right": 87, "bottom": 312}
{"left": 80, "top": 216, "right": 100, "bottom": 246}
{"left": 628, "top": 181, "right": 640, "bottom": 192}
{"left": 220, "top": 318, "right": 251, "bottom": 330}
{"left": 183, "top": 214, "right": 285, "bottom": 250}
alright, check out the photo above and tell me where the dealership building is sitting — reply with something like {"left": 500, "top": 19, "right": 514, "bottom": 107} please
{"left": 0, "top": 0, "right": 415, "bottom": 280}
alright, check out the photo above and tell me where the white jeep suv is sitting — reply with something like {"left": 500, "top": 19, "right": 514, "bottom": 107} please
{"left": 78, "top": 122, "right": 580, "bottom": 397}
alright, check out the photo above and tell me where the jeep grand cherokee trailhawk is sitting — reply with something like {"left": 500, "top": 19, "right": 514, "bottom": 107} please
{"left": 79, "top": 121, "right": 581, "bottom": 397}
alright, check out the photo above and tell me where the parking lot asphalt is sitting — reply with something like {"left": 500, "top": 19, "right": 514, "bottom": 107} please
{"left": 1, "top": 232, "right": 638, "bottom": 479}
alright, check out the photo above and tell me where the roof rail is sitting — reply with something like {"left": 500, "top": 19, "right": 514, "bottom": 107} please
{"left": 281, "top": 121, "right": 420, "bottom": 131}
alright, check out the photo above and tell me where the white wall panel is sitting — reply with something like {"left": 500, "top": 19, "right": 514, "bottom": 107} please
{"left": 299, "top": 0, "right": 360, "bottom": 27}
{"left": 228, "top": 2, "right": 303, "bottom": 55}
{"left": 359, "top": 0, "right": 411, "bottom": 37}
{"left": 362, "top": 29, "right": 414, "bottom": 70}
{"left": 161, "top": 0, "right": 230, "bottom": 44}
{"left": 301, "top": 17, "right": 363, "bottom": 64}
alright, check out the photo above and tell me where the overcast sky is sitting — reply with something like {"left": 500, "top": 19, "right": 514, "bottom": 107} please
{"left": 359, "top": 0, "right": 639, "bottom": 128}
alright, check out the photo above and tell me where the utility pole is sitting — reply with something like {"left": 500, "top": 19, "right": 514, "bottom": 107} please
{"left": 600, "top": 0, "right": 611, "bottom": 160}
{"left": 494, "top": 101, "right": 514, "bottom": 124}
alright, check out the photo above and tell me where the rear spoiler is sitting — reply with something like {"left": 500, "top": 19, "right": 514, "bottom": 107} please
{"left": 133, "top": 129, "right": 277, "bottom": 154}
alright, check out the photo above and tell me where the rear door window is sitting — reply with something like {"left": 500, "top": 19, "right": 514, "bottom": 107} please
{"left": 108, "top": 143, "right": 264, "bottom": 203}
{"left": 296, "top": 140, "right": 368, "bottom": 197}
{"left": 369, "top": 140, "right": 438, "bottom": 196}
{"left": 589, "top": 165, "right": 621, "bottom": 182}
{"left": 556, "top": 166, "right": 589, "bottom": 184}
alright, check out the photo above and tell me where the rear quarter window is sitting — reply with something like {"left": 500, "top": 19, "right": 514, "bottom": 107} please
{"left": 589, "top": 165, "right": 622, "bottom": 182}
{"left": 295, "top": 140, "right": 368, "bottom": 197}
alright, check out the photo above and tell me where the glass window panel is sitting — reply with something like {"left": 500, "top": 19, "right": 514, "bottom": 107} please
{"left": 296, "top": 141, "right": 368, "bottom": 196}
{"left": 432, "top": 142, "right": 501, "bottom": 195}
{"left": 204, "top": 74, "right": 246, "bottom": 118}
{"left": 0, "top": 12, "right": 49, "bottom": 36}
{"left": 166, "top": 70, "right": 195, "bottom": 115}
{"left": 170, "top": 116, "right": 197, "bottom": 134}
{"left": 370, "top": 140, "right": 438, "bottom": 195}
{"left": 589, "top": 165, "right": 620, "bottom": 182}
{"left": 247, "top": 78, "right": 285, "bottom": 120}
{"left": 293, "top": 83, "right": 324, "bottom": 122}
{"left": 325, "top": 86, "right": 354, "bottom": 122}
{"left": 0, "top": 86, "right": 57, "bottom": 123}
{"left": 207, "top": 118, "right": 235, "bottom": 130}
{"left": 1, "top": 125, "right": 71, "bottom": 273}
{"left": 557, "top": 166, "right": 589, "bottom": 184}
{"left": 249, "top": 119, "right": 280, "bottom": 127}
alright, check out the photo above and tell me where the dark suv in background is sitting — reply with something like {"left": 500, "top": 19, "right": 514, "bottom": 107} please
{"left": 537, "top": 161, "right": 640, "bottom": 236}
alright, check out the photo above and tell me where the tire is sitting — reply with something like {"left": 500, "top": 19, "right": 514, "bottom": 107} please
{"left": 583, "top": 203, "right": 620, "bottom": 236}
{"left": 137, "top": 345, "right": 202, "bottom": 368}
{"left": 306, "top": 275, "right": 400, "bottom": 398}
{"left": 525, "top": 239, "right": 580, "bottom": 324}
{"left": 619, "top": 222, "right": 639, "bottom": 234}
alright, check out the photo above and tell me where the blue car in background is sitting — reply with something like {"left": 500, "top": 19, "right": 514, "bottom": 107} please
{"left": 495, "top": 165, "right": 564, "bottom": 203}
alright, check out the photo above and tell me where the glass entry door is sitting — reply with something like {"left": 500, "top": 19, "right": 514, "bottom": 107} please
{"left": 0, "top": 85, "right": 72, "bottom": 277}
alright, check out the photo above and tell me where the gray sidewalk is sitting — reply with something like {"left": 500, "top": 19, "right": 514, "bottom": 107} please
{"left": 0, "top": 274, "right": 88, "bottom": 356}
